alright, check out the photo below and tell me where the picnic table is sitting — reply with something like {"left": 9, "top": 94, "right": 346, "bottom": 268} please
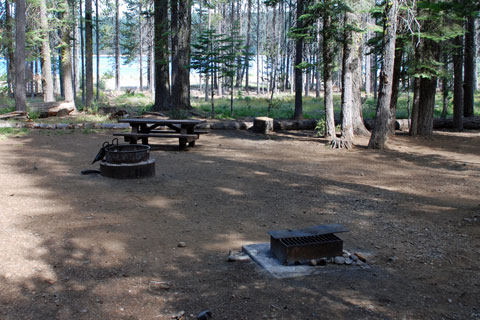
{"left": 114, "top": 118, "right": 207, "bottom": 149}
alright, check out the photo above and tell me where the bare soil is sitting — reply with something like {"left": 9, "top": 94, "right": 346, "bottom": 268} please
{"left": 0, "top": 129, "right": 479, "bottom": 320}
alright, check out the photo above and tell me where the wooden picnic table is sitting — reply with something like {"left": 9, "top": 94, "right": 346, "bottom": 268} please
{"left": 115, "top": 118, "right": 207, "bottom": 149}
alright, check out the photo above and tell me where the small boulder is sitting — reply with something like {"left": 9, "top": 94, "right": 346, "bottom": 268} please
{"left": 149, "top": 280, "right": 171, "bottom": 291}
{"left": 334, "top": 256, "right": 345, "bottom": 265}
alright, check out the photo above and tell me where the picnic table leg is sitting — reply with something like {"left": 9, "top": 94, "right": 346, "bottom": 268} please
{"left": 128, "top": 137, "right": 138, "bottom": 144}
{"left": 186, "top": 125, "right": 197, "bottom": 147}
{"left": 179, "top": 138, "right": 187, "bottom": 150}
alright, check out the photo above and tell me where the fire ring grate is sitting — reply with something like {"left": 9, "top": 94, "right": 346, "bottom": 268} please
{"left": 269, "top": 224, "right": 348, "bottom": 265}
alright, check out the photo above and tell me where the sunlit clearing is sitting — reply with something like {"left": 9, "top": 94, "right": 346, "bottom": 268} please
{"left": 216, "top": 187, "right": 244, "bottom": 196}
{"left": 252, "top": 170, "right": 269, "bottom": 176}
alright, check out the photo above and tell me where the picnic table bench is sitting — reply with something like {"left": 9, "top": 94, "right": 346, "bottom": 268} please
{"left": 115, "top": 118, "right": 207, "bottom": 149}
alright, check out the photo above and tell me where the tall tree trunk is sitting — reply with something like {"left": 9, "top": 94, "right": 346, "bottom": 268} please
{"left": 353, "top": 36, "right": 369, "bottom": 136}
{"left": 139, "top": 1, "right": 143, "bottom": 91}
{"left": 441, "top": 55, "right": 449, "bottom": 120}
{"left": 373, "top": 53, "right": 378, "bottom": 100}
{"left": 323, "top": 5, "right": 336, "bottom": 139}
{"left": 464, "top": 16, "right": 475, "bottom": 117}
{"left": 40, "top": 0, "right": 55, "bottom": 102}
{"left": 245, "top": 0, "right": 252, "bottom": 91}
{"left": 205, "top": 8, "right": 211, "bottom": 101}
{"left": 5, "top": 0, "right": 15, "bottom": 95}
{"left": 256, "top": 0, "right": 260, "bottom": 95}
{"left": 368, "top": 0, "right": 399, "bottom": 149}
{"left": 388, "top": 45, "right": 403, "bottom": 136}
{"left": 149, "top": 35, "right": 154, "bottom": 94}
{"left": 57, "top": 52, "right": 63, "bottom": 97}
{"left": 315, "top": 31, "right": 321, "bottom": 98}
{"left": 80, "top": 0, "right": 85, "bottom": 104}
{"left": 305, "top": 48, "right": 310, "bottom": 97}
{"left": 453, "top": 35, "right": 464, "bottom": 130}
{"left": 364, "top": 26, "right": 371, "bottom": 97}
{"left": 153, "top": 0, "right": 170, "bottom": 110}
{"left": 293, "top": 0, "right": 304, "bottom": 120}
{"left": 409, "top": 76, "right": 420, "bottom": 136}
{"left": 95, "top": 0, "right": 100, "bottom": 101}
{"left": 170, "top": 0, "right": 191, "bottom": 109}
{"left": 417, "top": 38, "right": 440, "bottom": 136}
{"left": 115, "top": 0, "right": 120, "bottom": 91}
{"left": 73, "top": 1, "right": 77, "bottom": 99}
{"left": 218, "top": 4, "right": 225, "bottom": 97}
{"left": 60, "top": 0, "right": 75, "bottom": 103}
{"left": 341, "top": 8, "right": 362, "bottom": 143}
{"left": 85, "top": 0, "right": 94, "bottom": 107}
{"left": 230, "top": 0, "right": 235, "bottom": 114}
{"left": 417, "top": 76, "right": 437, "bottom": 136}
{"left": 15, "top": 0, "right": 26, "bottom": 111}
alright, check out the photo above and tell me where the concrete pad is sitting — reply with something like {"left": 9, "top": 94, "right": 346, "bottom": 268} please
{"left": 242, "top": 243, "right": 369, "bottom": 279}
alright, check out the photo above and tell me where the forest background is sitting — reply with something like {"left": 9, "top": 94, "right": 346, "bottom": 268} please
{"left": 1, "top": 0, "right": 480, "bottom": 149}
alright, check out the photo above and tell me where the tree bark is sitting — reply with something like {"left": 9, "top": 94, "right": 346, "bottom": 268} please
{"left": 115, "top": 0, "right": 120, "bottom": 91}
{"left": 323, "top": 5, "right": 336, "bottom": 139}
{"left": 341, "top": 9, "right": 363, "bottom": 142}
{"left": 15, "top": 0, "right": 27, "bottom": 111}
{"left": 96, "top": 0, "right": 100, "bottom": 100}
{"left": 139, "top": 1, "right": 143, "bottom": 91}
{"left": 464, "top": 16, "right": 475, "bottom": 117}
{"left": 353, "top": 36, "right": 369, "bottom": 136}
{"left": 80, "top": 0, "right": 85, "bottom": 104}
{"left": 256, "top": 0, "right": 260, "bottom": 95}
{"left": 245, "top": 0, "right": 252, "bottom": 91}
{"left": 40, "top": 0, "right": 55, "bottom": 102}
{"left": 60, "top": 0, "right": 75, "bottom": 103}
{"left": 5, "top": 0, "right": 15, "bottom": 95}
{"left": 417, "top": 76, "right": 437, "bottom": 136}
{"left": 85, "top": 0, "right": 94, "bottom": 107}
{"left": 368, "top": 0, "right": 399, "bottom": 149}
{"left": 153, "top": 0, "right": 170, "bottom": 110}
{"left": 149, "top": 35, "right": 154, "bottom": 94}
{"left": 409, "top": 76, "right": 420, "bottom": 136}
{"left": 293, "top": 0, "right": 303, "bottom": 120}
{"left": 388, "top": 45, "right": 403, "bottom": 136}
{"left": 205, "top": 8, "right": 211, "bottom": 102}
{"left": 453, "top": 35, "right": 464, "bottom": 130}
{"left": 170, "top": 0, "right": 191, "bottom": 109}
{"left": 441, "top": 55, "right": 449, "bottom": 119}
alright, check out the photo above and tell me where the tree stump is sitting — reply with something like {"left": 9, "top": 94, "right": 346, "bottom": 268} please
{"left": 253, "top": 117, "right": 274, "bottom": 134}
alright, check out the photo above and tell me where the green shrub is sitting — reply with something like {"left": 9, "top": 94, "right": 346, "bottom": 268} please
{"left": 315, "top": 117, "right": 326, "bottom": 137}
{"left": 28, "top": 111, "right": 41, "bottom": 121}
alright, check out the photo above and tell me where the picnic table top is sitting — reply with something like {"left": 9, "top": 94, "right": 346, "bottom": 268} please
{"left": 118, "top": 118, "right": 205, "bottom": 125}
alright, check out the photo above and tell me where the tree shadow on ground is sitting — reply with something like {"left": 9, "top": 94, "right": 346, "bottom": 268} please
{"left": 0, "top": 130, "right": 478, "bottom": 319}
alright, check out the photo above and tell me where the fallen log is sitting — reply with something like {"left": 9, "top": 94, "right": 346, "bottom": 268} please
{"left": 273, "top": 119, "right": 317, "bottom": 130}
{"left": 48, "top": 102, "right": 75, "bottom": 117}
{"left": 0, "top": 111, "right": 27, "bottom": 120}
{"left": 364, "top": 119, "right": 409, "bottom": 131}
{"left": 433, "top": 117, "right": 480, "bottom": 130}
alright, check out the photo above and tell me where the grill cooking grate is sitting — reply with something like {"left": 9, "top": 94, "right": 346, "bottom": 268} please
{"left": 268, "top": 224, "right": 347, "bottom": 265}
{"left": 280, "top": 233, "right": 340, "bottom": 247}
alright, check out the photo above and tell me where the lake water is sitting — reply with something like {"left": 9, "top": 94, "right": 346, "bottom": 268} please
{"left": 1, "top": 55, "right": 261, "bottom": 89}
{"left": 0, "top": 56, "right": 144, "bottom": 78}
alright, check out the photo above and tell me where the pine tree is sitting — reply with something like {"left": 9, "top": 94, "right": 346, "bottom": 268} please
{"left": 15, "top": 0, "right": 26, "bottom": 111}
{"left": 368, "top": 0, "right": 400, "bottom": 149}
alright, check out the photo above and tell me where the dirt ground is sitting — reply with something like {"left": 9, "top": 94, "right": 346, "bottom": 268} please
{"left": 0, "top": 128, "right": 479, "bottom": 320}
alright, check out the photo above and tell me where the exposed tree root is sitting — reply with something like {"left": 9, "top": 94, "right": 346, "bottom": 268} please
{"left": 329, "top": 137, "right": 353, "bottom": 149}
